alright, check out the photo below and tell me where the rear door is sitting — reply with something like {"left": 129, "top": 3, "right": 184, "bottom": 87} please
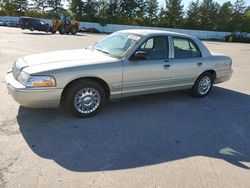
{"left": 122, "top": 36, "right": 172, "bottom": 97}
{"left": 170, "top": 37, "right": 203, "bottom": 87}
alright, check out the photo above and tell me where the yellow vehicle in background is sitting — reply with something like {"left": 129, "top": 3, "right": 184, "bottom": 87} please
{"left": 52, "top": 14, "right": 80, "bottom": 35}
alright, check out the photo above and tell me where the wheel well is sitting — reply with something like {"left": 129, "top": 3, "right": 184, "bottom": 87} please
{"left": 201, "top": 70, "right": 216, "bottom": 81}
{"left": 61, "top": 77, "right": 110, "bottom": 103}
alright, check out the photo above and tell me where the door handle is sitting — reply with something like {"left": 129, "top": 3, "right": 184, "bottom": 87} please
{"left": 164, "top": 64, "right": 170, "bottom": 69}
{"left": 197, "top": 62, "right": 203, "bottom": 66}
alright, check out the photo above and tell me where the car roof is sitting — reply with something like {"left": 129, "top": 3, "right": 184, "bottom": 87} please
{"left": 20, "top": 17, "right": 40, "bottom": 20}
{"left": 119, "top": 29, "right": 195, "bottom": 39}
{"left": 119, "top": 29, "right": 212, "bottom": 58}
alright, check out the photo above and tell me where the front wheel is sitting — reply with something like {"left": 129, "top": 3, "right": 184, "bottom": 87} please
{"left": 58, "top": 25, "right": 65, "bottom": 35}
{"left": 191, "top": 72, "right": 214, "bottom": 98}
{"left": 65, "top": 80, "right": 107, "bottom": 118}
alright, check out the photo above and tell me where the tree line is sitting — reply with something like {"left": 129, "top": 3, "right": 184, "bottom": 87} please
{"left": 0, "top": 0, "right": 250, "bottom": 32}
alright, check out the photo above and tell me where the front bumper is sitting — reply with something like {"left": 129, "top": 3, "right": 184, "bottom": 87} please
{"left": 5, "top": 71, "right": 63, "bottom": 108}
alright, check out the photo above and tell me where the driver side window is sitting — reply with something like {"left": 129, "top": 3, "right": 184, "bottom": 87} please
{"left": 137, "top": 36, "right": 169, "bottom": 60}
{"left": 141, "top": 38, "right": 154, "bottom": 49}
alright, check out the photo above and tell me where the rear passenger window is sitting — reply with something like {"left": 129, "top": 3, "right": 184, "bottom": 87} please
{"left": 173, "top": 37, "right": 201, "bottom": 58}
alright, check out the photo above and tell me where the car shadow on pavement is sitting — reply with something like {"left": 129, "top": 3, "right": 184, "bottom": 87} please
{"left": 17, "top": 86, "right": 250, "bottom": 172}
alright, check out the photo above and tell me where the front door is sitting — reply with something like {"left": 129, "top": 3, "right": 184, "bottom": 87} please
{"left": 122, "top": 36, "right": 172, "bottom": 97}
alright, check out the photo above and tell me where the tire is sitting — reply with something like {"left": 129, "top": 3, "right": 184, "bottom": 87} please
{"left": 65, "top": 80, "right": 107, "bottom": 118}
{"left": 191, "top": 72, "right": 214, "bottom": 98}
{"left": 58, "top": 25, "right": 65, "bottom": 35}
{"left": 47, "top": 27, "right": 53, "bottom": 33}
{"left": 71, "top": 26, "right": 78, "bottom": 35}
{"left": 30, "top": 26, "right": 34, "bottom": 31}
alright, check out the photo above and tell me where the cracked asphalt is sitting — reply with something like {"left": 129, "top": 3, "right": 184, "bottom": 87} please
{"left": 0, "top": 27, "right": 250, "bottom": 188}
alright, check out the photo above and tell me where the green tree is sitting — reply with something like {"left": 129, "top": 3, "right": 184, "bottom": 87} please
{"left": 0, "top": 0, "right": 16, "bottom": 15}
{"left": 0, "top": 0, "right": 28, "bottom": 15}
{"left": 242, "top": 11, "right": 250, "bottom": 32}
{"left": 245, "top": 6, "right": 250, "bottom": 13}
{"left": 164, "top": 0, "right": 184, "bottom": 28}
{"left": 199, "top": 0, "right": 220, "bottom": 30}
{"left": 15, "top": 0, "right": 29, "bottom": 14}
{"left": 69, "top": 0, "right": 84, "bottom": 19}
{"left": 144, "top": 0, "right": 159, "bottom": 26}
{"left": 231, "top": 0, "right": 246, "bottom": 31}
{"left": 106, "top": 0, "right": 121, "bottom": 23}
{"left": 217, "top": 2, "right": 233, "bottom": 31}
{"left": 82, "top": 0, "right": 98, "bottom": 22}
{"left": 47, "top": 0, "right": 63, "bottom": 12}
{"left": 96, "top": 0, "right": 109, "bottom": 25}
{"left": 30, "top": 0, "right": 48, "bottom": 11}
{"left": 185, "top": 0, "right": 201, "bottom": 29}
{"left": 135, "top": 0, "right": 147, "bottom": 24}
{"left": 119, "top": 0, "right": 139, "bottom": 24}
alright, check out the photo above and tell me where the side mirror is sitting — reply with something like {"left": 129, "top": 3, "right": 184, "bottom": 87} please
{"left": 132, "top": 51, "right": 147, "bottom": 61}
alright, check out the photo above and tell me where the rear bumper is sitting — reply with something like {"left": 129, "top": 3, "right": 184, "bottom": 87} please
{"left": 5, "top": 72, "right": 63, "bottom": 108}
{"left": 214, "top": 69, "right": 233, "bottom": 84}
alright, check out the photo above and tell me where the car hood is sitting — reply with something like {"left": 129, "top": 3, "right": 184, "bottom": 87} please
{"left": 23, "top": 48, "right": 116, "bottom": 67}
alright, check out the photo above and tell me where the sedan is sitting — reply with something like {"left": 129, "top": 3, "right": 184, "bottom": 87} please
{"left": 6, "top": 29, "right": 233, "bottom": 117}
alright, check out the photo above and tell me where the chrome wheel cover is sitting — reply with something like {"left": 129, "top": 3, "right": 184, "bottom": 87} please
{"left": 74, "top": 88, "right": 101, "bottom": 114}
{"left": 198, "top": 76, "right": 212, "bottom": 95}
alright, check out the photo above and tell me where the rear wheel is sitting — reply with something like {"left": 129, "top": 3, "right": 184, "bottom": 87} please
{"left": 191, "top": 72, "right": 214, "bottom": 98}
{"left": 30, "top": 26, "right": 34, "bottom": 31}
{"left": 47, "top": 27, "right": 53, "bottom": 33}
{"left": 71, "top": 26, "right": 78, "bottom": 35}
{"left": 65, "top": 80, "right": 106, "bottom": 118}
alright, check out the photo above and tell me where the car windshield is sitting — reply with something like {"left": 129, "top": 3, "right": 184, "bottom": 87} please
{"left": 92, "top": 32, "right": 142, "bottom": 58}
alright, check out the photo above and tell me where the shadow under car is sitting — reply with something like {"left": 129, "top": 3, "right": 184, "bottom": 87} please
{"left": 17, "top": 87, "right": 250, "bottom": 172}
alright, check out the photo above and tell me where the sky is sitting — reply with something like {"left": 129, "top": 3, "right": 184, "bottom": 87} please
{"left": 158, "top": 0, "right": 250, "bottom": 9}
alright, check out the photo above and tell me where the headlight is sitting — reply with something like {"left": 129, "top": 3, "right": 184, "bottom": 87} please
{"left": 17, "top": 71, "right": 56, "bottom": 87}
{"left": 17, "top": 71, "right": 30, "bottom": 85}
{"left": 13, "top": 58, "right": 27, "bottom": 79}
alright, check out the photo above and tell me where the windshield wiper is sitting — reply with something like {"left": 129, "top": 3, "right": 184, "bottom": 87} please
{"left": 96, "top": 48, "right": 110, "bottom": 55}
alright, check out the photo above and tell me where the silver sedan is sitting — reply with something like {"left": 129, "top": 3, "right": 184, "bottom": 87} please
{"left": 6, "top": 29, "right": 233, "bottom": 117}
